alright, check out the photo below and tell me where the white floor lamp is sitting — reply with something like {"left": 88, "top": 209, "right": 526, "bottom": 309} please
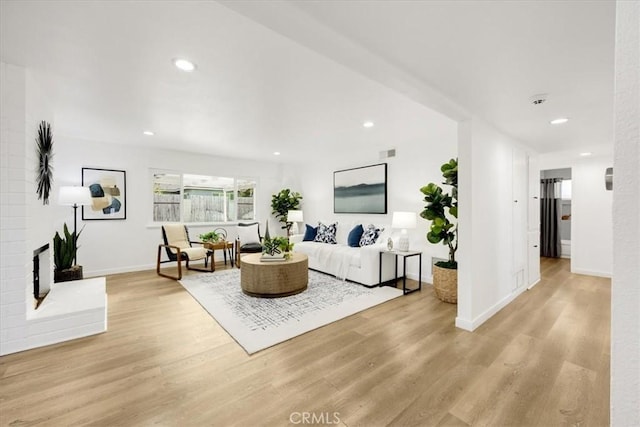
{"left": 58, "top": 186, "right": 92, "bottom": 265}
{"left": 392, "top": 211, "right": 417, "bottom": 252}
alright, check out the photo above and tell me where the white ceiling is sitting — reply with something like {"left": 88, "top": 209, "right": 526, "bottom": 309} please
{"left": 1, "top": 0, "right": 616, "bottom": 162}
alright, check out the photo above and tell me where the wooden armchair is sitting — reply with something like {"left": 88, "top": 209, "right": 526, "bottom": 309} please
{"left": 156, "top": 224, "right": 214, "bottom": 280}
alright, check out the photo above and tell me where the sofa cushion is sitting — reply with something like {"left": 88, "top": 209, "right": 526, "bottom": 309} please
{"left": 347, "top": 224, "right": 364, "bottom": 247}
{"left": 335, "top": 221, "right": 353, "bottom": 245}
{"left": 359, "top": 224, "right": 383, "bottom": 246}
{"left": 303, "top": 224, "right": 318, "bottom": 241}
{"left": 314, "top": 221, "right": 338, "bottom": 244}
{"left": 295, "top": 241, "right": 362, "bottom": 269}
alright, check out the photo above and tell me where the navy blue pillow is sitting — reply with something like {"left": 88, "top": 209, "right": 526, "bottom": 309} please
{"left": 347, "top": 224, "right": 364, "bottom": 247}
{"left": 303, "top": 224, "right": 318, "bottom": 241}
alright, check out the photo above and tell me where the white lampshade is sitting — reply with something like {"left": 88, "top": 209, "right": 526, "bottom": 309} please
{"left": 287, "top": 210, "right": 304, "bottom": 223}
{"left": 392, "top": 211, "right": 416, "bottom": 252}
{"left": 58, "top": 186, "right": 92, "bottom": 206}
{"left": 392, "top": 211, "right": 417, "bottom": 229}
{"left": 287, "top": 210, "right": 303, "bottom": 236}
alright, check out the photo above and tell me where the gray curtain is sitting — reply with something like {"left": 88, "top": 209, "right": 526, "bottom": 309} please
{"left": 540, "top": 178, "right": 562, "bottom": 257}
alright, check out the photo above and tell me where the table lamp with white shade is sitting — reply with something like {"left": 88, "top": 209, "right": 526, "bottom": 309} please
{"left": 392, "top": 211, "right": 417, "bottom": 252}
{"left": 287, "top": 210, "right": 304, "bottom": 236}
{"left": 58, "top": 186, "right": 92, "bottom": 265}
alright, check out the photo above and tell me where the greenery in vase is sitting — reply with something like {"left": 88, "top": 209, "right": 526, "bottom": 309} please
{"left": 420, "top": 158, "right": 458, "bottom": 269}
{"left": 53, "top": 223, "right": 82, "bottom": 271}
{"left": 270, "top": 188, "right": 302, "bottom": 234}
{"left": 199, "top": 230, "right": 221, "bottom": 243}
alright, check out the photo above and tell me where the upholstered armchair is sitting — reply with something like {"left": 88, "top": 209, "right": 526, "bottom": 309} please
{"left": 156, "top": 224, "right": 214, "bottom": 280}
{"left": 235, "top": 222, "right": 262, "bottom": 267}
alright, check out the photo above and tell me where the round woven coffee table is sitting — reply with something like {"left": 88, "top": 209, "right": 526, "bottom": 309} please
{"left": 240, "top": 253, "right": 308, "bottom": 298}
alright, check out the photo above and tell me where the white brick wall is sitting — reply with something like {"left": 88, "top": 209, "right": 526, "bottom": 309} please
{"left": 1, "top": 62, "right": 107, "bottom": 356}
{"left": 0, "top": 61, "right": 29, "bottom": 355}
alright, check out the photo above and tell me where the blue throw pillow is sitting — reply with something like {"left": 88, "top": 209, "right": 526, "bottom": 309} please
{"left": 347, "top": 224, "right": 364, "bottom": 247}
{"left": 303, "top": 224, "right": 318, "bottom": 241}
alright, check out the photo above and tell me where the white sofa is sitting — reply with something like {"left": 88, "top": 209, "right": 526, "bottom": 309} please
{"left": 291, "top": 222, "right": 397, "bottom": 287}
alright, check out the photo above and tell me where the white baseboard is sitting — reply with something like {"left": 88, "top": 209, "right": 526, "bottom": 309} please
{"left": 455, "top": 316, "right": 474, "bottom": 331}
{"left": 455, "top": 285, "right": 528, "bottom": 332}
{"left": 88, "top": 266, "right": 435, "bottom": 283}
{"left": 86, "top": 253, "right": 236, "bottom": 277}
{"left": 571, "top": 268, "right": 612, "bottom": 278}
{"left": 85, "top": 263, "right": 156, "bottom": 277}
{"left": 527, "top": 278, "right": 541, "bottom": 290}
{"left": 406, "top": 272, "right": 432, "bottom": 284}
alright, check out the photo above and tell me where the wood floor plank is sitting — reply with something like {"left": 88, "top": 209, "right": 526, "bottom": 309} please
{"left": 0, "top": 259, "right": 610, "bottom": 426}
{"left": 537, "top": 360, "right": 598, "bottom": 427}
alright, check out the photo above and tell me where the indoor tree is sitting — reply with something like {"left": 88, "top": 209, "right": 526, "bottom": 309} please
{"left": 270, "top": 189, "right": 302, "bottom": 235}
{"left": 420, "top": 158, "right": 458, "bottom": 269}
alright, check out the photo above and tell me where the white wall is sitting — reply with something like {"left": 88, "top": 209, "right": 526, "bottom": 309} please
{"left": 457, "top": 117, "right": 535, "bottom": 330}
{"left": 0, "top": 61, "right": 291, "bottom": 355}
{"left": 52, "top": 138, "right": 287, "bottom": 276}
{"left": 0, "top": 62, "right": 29, "bottom": 355}
{"left": 292, "top": 112, "right": 458, "bottom": 282}
{"left": 573, "top": 159, "right": 613, "bottom": 276}
{"left": 611, "top": 1, "right": 640, "bottom": 425}
{"left": 538, "top": 154, "right": 613, "bottom": 277}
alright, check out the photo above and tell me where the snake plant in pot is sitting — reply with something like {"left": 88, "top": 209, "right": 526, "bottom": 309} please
{"left": 53, "top": 223, "right": 84, "bottom": 282}
{"left": 420, "top": 158, "right": 458, "bottom": 303}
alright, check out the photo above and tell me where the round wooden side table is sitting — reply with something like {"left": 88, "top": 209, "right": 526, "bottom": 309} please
{"left": 240, "top": 253, "right": 308, "bottom": 298}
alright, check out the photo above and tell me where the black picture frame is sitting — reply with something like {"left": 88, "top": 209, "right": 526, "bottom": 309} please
{"left": 334, "top": 163, "right": 387, "bottom": 214}
{"left": 82, "top": 167, "right": 127, "bottom": 220}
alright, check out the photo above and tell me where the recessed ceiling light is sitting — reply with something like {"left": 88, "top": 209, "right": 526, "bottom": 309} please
{"left": 143, "top": 130, "right": 154, "bottom": 136}
{"left": 363, "top": 121, "right": 374, "bottom": 128}
{"left": 550, "top": 117, "right": 569, "bottom": 125}
{"left": 273, "top": 152, "right": 281, "bottom": 156}
{"left": 173, "top": 58, "right": 196, "bottom": 72}
{"left": 580, "top": 152, "right": 593, "bottom": 157}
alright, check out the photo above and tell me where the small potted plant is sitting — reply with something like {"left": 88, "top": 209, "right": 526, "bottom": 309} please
{"left": 420, "top": 158, "right": 458, "bottom": 303}
{"left": 53, "top": 223, "right": 84, "bottom": 283}
{"left": 199, "top": 230, "right": 221, "bottom": 243}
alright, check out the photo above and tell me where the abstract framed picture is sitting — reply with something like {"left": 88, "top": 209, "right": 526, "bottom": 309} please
{"left": 334, "top": 163, "right": 387, "bottom": 214}
{"left": 82, "top": 168, "right": 127, "bottom": 220}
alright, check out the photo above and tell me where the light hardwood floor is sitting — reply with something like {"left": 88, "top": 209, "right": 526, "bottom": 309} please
{"left": 0, "top": 258, "right": 610, "bottom": 426}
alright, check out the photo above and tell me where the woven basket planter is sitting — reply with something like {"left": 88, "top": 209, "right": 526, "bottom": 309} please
{"left": 433, "top": 265, "right": 457, "bottom": 304}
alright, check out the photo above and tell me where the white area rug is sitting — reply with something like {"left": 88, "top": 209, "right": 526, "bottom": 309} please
{"left": 179, "top": 268, "right": 403, "bottom": 354}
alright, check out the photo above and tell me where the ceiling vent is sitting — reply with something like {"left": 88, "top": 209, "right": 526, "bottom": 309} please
{"left": 379, "top": 149, "right": 396, "bottom": 159}
{"left": 530, "top": 94, "right": 549, "bottom": 105}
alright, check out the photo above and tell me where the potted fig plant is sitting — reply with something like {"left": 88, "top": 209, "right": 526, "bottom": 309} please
{"left": 270, "top": 189, "right": 302, "bottom": 235}
{"left": 420, "top": 158, "right": 458, "bottom": 303}
{"left": 53, "top": 223, "right": 84, "bottom": 283}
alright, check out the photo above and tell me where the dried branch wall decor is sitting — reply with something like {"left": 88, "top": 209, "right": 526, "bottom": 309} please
{"left": 36, "top": 120, "right": 54, "bottom": 204}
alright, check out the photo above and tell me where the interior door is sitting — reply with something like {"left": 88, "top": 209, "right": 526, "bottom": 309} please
{"left": 512, "top": 147, "right": 527, "bottom": 290}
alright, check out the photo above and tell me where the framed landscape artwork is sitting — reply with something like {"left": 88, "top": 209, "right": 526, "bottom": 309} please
{"left": 82, "top": 168, "right": 127, "bottom": 220}
{"left": 334, "top": 163, "right": 387, "bottom": 214}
